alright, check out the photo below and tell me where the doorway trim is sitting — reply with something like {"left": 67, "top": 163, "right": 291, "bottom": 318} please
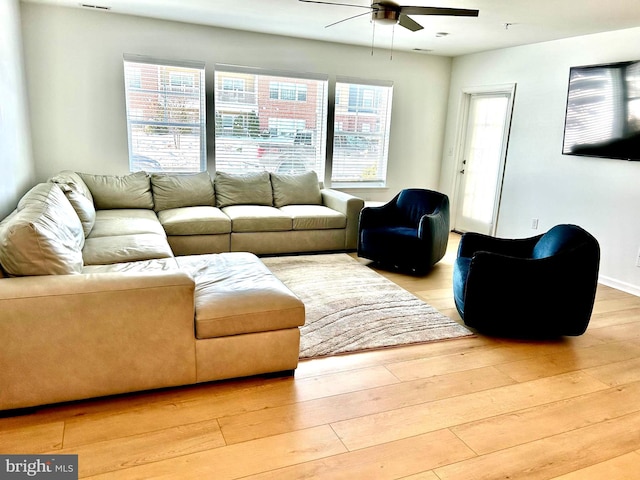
{"left": 450, "top": 83, "right": 516, "bottom": 236}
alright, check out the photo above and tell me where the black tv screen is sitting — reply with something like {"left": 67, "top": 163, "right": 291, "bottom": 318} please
{"left": 562, "top": 60, "right": 640, "bottom": 161}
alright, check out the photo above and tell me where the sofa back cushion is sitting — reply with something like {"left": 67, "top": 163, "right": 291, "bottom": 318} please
{"left": 214, "top": 171, "right": 272, "bottom": 208}
{"left": 270, "top": 171, "right": 322, "bottom": 207}
{"left": 79, "top": 171, "right": 154, "bottom": 210}
{"left": 0, "top": 183, "right": 84, "bottom": 275}
{"left": 151, "top": 172, "right": 215, "bottom": 212}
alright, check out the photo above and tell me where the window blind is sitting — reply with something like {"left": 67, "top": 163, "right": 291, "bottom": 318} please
{"left": 123, "top": 54, "right": 206, "bottom": 173}
{"left": 331, "top": 77, "right": 393, "bottom": 187}
{"left": 214, "top": 64, "right": 328, "bottom": 176}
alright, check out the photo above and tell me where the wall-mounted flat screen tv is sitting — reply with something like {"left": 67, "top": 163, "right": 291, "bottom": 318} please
{"left": 562, "top": 60, "right": 640, "bottom": 161}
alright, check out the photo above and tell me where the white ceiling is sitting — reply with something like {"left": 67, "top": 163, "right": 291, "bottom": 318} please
{"left": 22, "top": 0, "right": 640, "bottom": 56}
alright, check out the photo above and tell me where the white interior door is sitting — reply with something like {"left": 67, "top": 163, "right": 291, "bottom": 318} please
{"left": 453, "top": 86, "right": 515, "bottom": 235}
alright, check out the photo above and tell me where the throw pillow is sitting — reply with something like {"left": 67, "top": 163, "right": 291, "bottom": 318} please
{"left": 79, "top": 171, "right": 154, "bottom": 210}
{"left": 270, "top": 170, "right": 322, "bottom": 207}
{"left": 151, "top": 172, "right": 215, "bottom": 212}
{"left": 214, "top": 171, "right": 273, "bottom": 208}
{"left": 49, "top": 170, "right": 94, "bottom": 204}
{"left": 49, "top": 170, "right": 96, "bottom": 236}
{"left": 60, "top": 186, "right": 96, "bottom": 237}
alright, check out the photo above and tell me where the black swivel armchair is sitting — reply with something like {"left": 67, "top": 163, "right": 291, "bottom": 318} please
{"left": 358, "top": 188, "right": 450, "bottom": 274}
{"left": 453, "top": 224, "right": 600, "bottom": 337}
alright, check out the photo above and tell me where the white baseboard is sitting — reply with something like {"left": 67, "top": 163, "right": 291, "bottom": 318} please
{"left": 598, "top": 275, "right": 640, "bottom": 297}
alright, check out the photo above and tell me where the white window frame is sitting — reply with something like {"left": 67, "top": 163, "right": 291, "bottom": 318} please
{"left": 123, "top": 54, "right": 206, "bottom": 173}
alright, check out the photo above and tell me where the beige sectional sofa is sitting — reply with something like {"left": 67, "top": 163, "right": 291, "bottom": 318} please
{"left": 0, "top": 170, "right": 364, "bottom": 411}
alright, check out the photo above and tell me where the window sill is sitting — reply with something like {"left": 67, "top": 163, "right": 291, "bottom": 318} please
{"left": 330, "top": 182, "right": 388, "bottom": 189}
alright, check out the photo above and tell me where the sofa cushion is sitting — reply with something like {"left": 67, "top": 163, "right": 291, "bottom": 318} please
{"left": 158, "top": 206, "right": 231, "bottom": 235}
{"left": 222, "top": 205, "right": 292, "bottom": 232}
{"left": 82, "top": 233, "right": 173, "bottom": 265}
{"left": 82, "top": 257, "right": 180, "bottom": 274}
{"left": 271, "top": 171, "right": 322, "bottom": 207}
{"left": 214, "top": 171, "right": 272, "bottom": 208}
{"left": 79, "top": 171, "right": 154, "bottom": 210}
{"left": 176, "top": 252, "right": 305, "bottom": 339}
{"left": 151, "top": 172, "right": 215, "bottom": 212}
{"left": 279, "top": 205, "right": 347, "bottom": 230}
{"left": 88, "top": 209, "right": 166, "bottom": 238}
{"left": 0, "top": 183, "right": 84, "bottom": 275}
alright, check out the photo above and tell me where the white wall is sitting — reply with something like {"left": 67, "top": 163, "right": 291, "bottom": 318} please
{"left": 0, "top": 0, "right": 35, "bottom": 219}
{"left": 440, "top": 28, "right": 640, "bottom": 295}
{"left": 20, "top": 3, "right": 452, "bottom": 202}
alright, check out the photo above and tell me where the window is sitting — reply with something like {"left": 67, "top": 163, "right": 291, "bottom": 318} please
{"left": 269, "top": 82, "right": 308, "bottom": 102}
{"left": 348, "top": 85, "right": 377, "bottom": 112}
{"left": 168, "top": 72, "right": 195, "bottom": 92}
{"left": 123, "top": 54, "right": 206, "bottom": 173}
{"left": 215, "top": 65, "right": 328, "bottom": 175}
{"left": 127, "top": 68, "right": 141, "bottom": 89}
{"left": 332, "top": 78, "right": 393, "bottom": 187}
{"left": 223, "top": 78, "right": 245, "bottom": 92}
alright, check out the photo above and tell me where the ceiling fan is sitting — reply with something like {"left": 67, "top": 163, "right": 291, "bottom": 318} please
{"left": 298, "top": 0, "right": 479, "bottom": 32}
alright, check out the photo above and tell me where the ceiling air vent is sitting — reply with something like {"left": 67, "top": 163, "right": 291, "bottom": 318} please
{"left": 79, "top": 3, "right": 112, "bottom": 10}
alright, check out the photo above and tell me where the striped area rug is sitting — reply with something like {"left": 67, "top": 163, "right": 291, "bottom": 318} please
{"left": 262, "top": 253, "right": 473, "bottom": 358}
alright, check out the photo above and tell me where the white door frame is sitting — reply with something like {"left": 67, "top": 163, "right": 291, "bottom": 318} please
{"left": 450, "top": 83, "right": 516, "bottom": 236}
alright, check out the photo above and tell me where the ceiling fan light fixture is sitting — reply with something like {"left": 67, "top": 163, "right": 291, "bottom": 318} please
{"left": 372, "top": 8, "right": 400, "bottom": 26}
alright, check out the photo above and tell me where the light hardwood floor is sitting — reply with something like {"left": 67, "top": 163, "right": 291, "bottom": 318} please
{"left": 2, "top": 233, "right": 640, "bottom": 479}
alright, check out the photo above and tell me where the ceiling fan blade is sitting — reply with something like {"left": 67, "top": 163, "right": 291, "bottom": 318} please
{"left": 400, "top": 6, "right": 479, "bottom": 17}
{"left": 298, "top": 0, "right": 371, "bottom": 9}
{"left": 398, "top": 13, "right": 423, "bottom": 31}
{"left": 325, "top": 10, "right": 373, "bottom": 28}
